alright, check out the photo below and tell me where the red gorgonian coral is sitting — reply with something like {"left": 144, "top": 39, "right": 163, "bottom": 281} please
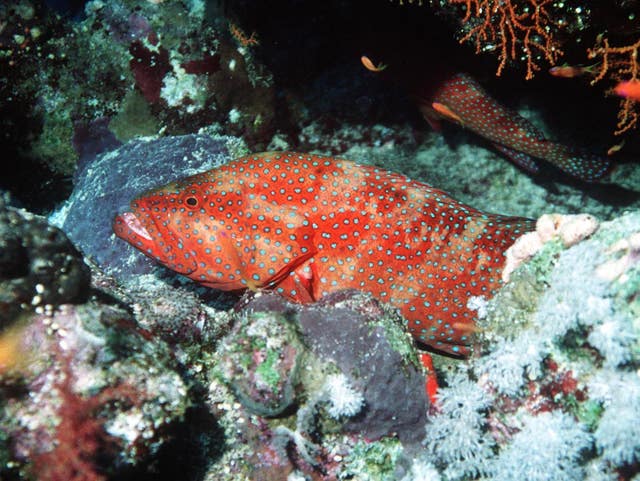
{"left": 32, "top": 359, "right": 139, "bottom": 481}
{"left": 588, "top": 36, "right": 640, "bottom": 135}
{"left": 449, "top": 0, "right": 564, "bottom": 79}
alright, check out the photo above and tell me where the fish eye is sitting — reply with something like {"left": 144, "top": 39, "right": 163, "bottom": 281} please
{"left": 185, "top": 197, "right": 198, "bottom": 207}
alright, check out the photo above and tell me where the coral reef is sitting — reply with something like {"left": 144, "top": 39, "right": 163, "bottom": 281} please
{"left": 208, "top": 209, "right": 635, "bottom": 481}
{"left": 216, "top": 308, "right": 305, "bottom": 417}
{"left": 119, "top": 273, "right": 231, "bottom": 352}
{"left": 502, "top": 212, "right": 599, "bottom": 281}
{"left": 0, "top": 198, "right": 218, "bottom": 481}
{"left": 1, "top": 298, "right": 189, "bottom": 480}
{"left": 207, "top": 290, "right": 428, "bottom": 479}
{"left": 295, "top": 290, "right": 429, "bottom": 445}
{"left": 1, "top": 0, "right": 275, "bottom": 210}
{"left": 1, "top": 0, "right": 639, "bottom": 480}
{"left": 322, "top": 373, "right": 366, "bottom": 420}
{"left": 424, "top": 211, "right": 640, "bottom": 480}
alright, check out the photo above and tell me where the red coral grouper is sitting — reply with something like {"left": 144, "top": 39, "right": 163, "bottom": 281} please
{"left": 113, "top": 152, "right": 534, "bottom": 355}
{"left": 421, "top": 73, "right": 612, "bottom": 182}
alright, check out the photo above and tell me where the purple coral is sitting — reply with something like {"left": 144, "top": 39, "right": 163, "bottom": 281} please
{"left": 129, "top": 36, "right": 171, "bottom": 104}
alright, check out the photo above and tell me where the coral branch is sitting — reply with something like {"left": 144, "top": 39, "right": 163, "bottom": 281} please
{"left": 449, "top": 0, "right": 564, "bottom": 79}
{"left": 228, "top": 22, "right": 259, "bottom": 48}
{"left": 588, "top": 37, "right": 640, "bottom": 135}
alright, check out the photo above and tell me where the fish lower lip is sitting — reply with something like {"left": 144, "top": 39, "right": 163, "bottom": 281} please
{"left": 120, "top": 212, "right": 152, "bottom": 241}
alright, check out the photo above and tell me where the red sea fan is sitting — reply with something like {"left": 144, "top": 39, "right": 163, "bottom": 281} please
{"left": 32, "top": 360, "right": 139, "bottom": 481}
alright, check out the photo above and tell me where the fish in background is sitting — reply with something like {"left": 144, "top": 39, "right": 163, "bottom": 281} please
{"left": 419, "top": 72, "right": 612, "bottom": 182}
{"left": 360, "top": 57, "right": 612, "bottom": 182}
{"left": 614, "top": 79, "right": 640, "bottom": 102}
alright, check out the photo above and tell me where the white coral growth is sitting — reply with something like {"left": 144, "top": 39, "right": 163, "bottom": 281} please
{"left": 475, "top": 334, "right": 543, "bottom": 396}
{"left": 400, "top": 458, "right": 442, "bottom": 481}
{"left": 488, "top": 411, "right": 592, "bottom": 481}
{"left": 322, "top": 373, "right": 365, "bottom": 419}
{"left": 425, "top": 371, "right": 495, "bottom": 480}
{"left": 588, "top": 316, "right": 636, "bottom": 367}
{"left": 467, "top": 295, "right": 489, "bottom": 320}
{"left": 590, "top": 371, "right": 640, "bottom": 466}
{"left": 596, "top": 232, "right": 640, "bottom": 282}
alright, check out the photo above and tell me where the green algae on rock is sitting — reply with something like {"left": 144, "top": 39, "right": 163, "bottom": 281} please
{"left": 216, "top": 308, "right": 305, "bottom": 417}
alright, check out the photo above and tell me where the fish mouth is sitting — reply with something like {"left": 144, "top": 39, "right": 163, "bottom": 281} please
{"left": 113, "top": 210, "right": 197, "bottom": 275}
{"left": 116, "top": 211, "right": 153, "bottom": 241}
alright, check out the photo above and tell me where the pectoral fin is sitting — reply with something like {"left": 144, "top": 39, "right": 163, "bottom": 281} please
{"left": 431, "top": 102, "right": 464, "bottom": 125}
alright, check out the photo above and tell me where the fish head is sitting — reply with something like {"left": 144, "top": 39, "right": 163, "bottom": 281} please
{"left": 113, "top": 178, "right": 201, "bottom": 274}
{"left": 113, "top": 163, "right": 316, "bottom": 292}
{"left": 113, "top": 171, "right": 249, "bottom": 289}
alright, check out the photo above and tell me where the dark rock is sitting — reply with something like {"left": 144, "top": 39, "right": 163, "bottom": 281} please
{"left": 234, "top": 290, "right": 429, "bottom": 445}
{"left": 0, "top": 199, "right": 90, "bottom": 325}
{"left": 299, "top": 290, "right": 429, "bottom": 445}
{"left": 72, "top": 117, "right": 122, "bottom": 172}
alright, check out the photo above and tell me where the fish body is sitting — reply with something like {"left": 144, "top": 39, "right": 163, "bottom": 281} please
{"left": 420, "top": 73, "right": 611, "bottom": 182}
{"left": 114, "top": 152, "right": 534, "bottom": 355}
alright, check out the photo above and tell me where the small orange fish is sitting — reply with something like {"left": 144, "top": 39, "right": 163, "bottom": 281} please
{"left": 360, "top": 55, "right": 387, "bottom": 73}
{"left": 607, "top": 140, "right": 625, "bottom": 156}
{"left": 549, "top": 64, "right": 596, "bottom": 78}
{"left": 613, "top": 79, "right": 640, "bottom": 101}
{"left": 114, "top": 152, "right": 534, "bottom": 356}
{"left": 431, "top": 102, "right": 463, "bottom": 125}
{"left": 0, "top": 317, "right": 33, "bottom": 375}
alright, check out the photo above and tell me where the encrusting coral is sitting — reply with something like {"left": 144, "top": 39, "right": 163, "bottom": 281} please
{"left": 502, "top": 212, "right": 599, "bottom": 282}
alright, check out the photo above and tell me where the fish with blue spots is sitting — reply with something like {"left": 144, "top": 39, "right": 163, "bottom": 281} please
{"left": 113, "top": 152, "right": 535, "bottom": 356}
{"left": 420, "top": 72, "right": 612, "bottom": 182}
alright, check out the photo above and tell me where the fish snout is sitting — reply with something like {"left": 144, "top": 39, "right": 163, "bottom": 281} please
{"left": 113, "top": 211, "right": 198, "bottom": 275}
{"left": 114, "top": 212, "right": 153, "bottom": 242}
